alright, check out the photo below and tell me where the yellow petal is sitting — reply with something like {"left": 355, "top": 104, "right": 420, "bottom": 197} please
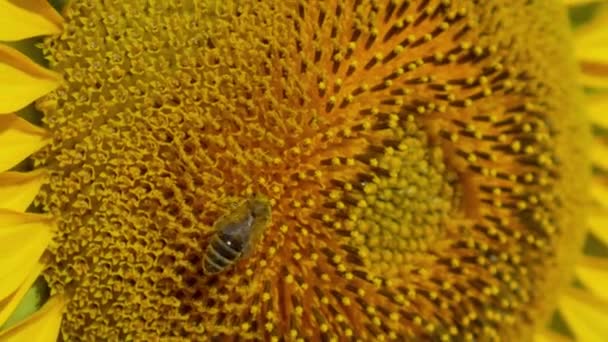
{"left": 0, "top": 170, "right": 47, "bottom": 212}
{"left": 577, "top": 256, "right": 608, "bottom": 301}
{"left": 588, "top": 209, "right": 608, "bottom": 243}
{"left": 559, "top": 288, "right": 608, "bottom": 342}
{"left": 574, "top": 4, "right": 608, "bottom": 88}
{"left": 0, "top": 44, "right": 61, "bottom": 113}
{"left": 0, "top": 0, "right": 63, "bottom": 41}
{"left": 534, "top": 330, "right": 574, "bottom": 342}
{"left": 589, "top": 95, "right": 608, "bottom": 129}
{"left": 577, "top": 44, "right": 608, "bottom": 67}
{"left": 576, "top": 47, "right": 608, "bottom": 74}
{"left": 575, "top": 6, "right": 608, "bottom": 65}
{"left": 0, "top": 209, "right": 53, "bottom": 302}
{"left": 0, "top": 114, "right": 50, "bottom": 173}
{"left": 591, "top": 139, "right": 608, "bottom": 170}
{"left": 580, "top": 70, "right": 608, "bottom": 88}
{"left": 564, "top": 0, "right": 607, "bottom": 5}
{"left": 0, "top": 262, "right": 43, "bottom": 327}
{"left": 588, "top": 176, "right": 608, "bottom": 243}
{"left": 590, "top": 177, "right": 608, "bottom": 206}
{"left": 580, "top": 62, "right": 608, "bottom": 88}
{"left": 0, "top": 295, "right": 65, "bottom": 342}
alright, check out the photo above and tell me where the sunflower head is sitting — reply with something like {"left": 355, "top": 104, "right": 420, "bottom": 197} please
{"left": 0, "top": 0, "right": 601, "bottom": 341}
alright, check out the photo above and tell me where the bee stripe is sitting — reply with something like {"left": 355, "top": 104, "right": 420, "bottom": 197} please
{"left": 207, "top": 244, "right": 233, "bottom": 267}
{"left": 211, "top": 234, "right": 241, "bottom": 260}
{"left": 203, "top": 234, "right": 244, "bottom": 275}
{"left": 203, "top": 255, "right": 223, "bottom": 275}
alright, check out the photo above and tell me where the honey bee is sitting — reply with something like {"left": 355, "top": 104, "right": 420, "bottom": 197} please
{"left": 203, "top": 194, "right": 272, "bottom": 275}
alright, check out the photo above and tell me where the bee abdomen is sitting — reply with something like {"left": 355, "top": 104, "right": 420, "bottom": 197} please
{"left": 203, "top": 234, "right": 242, "bottom": 275}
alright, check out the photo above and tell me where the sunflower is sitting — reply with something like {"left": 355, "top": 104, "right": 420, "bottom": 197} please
{"left": 0, "top": 0, "right": 607, "bottom": 341}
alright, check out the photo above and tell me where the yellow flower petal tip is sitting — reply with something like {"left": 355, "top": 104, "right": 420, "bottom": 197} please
{"left": 0, "top": 0, "right": 63, "bottom": 41}
{"left": 559, "top": 289, "right": 608, "bottom": 342}
{"left": 0, "top": 114, "right": 51, "bottom": 173}
{"left": 0, "top": 262, "right": 44, "bottom": 327}
{"left": 0, "top": 44, "right": 62, "bottom": 114}
{"left": 0, "top": 170, "right": 47, "bottom": 212}
{"left": 0, "top": 295, "right": 65, "bottom": 342}
{"left": 0, "top": 209, "right": 54, "bottom": 302}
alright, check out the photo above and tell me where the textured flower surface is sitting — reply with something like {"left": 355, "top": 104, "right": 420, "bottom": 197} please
{"left": 1, "top": 0, "right": 608, "bottom": 341}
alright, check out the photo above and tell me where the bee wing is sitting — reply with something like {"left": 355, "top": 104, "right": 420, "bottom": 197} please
{"left": 242, "top": 197, "right": 272, "bottom": 256}
{"left": 219, "top": 215, "right": 254, "bottom": 251}
{"left": 213, "top": 195, "right": 272, "bottom": 260}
